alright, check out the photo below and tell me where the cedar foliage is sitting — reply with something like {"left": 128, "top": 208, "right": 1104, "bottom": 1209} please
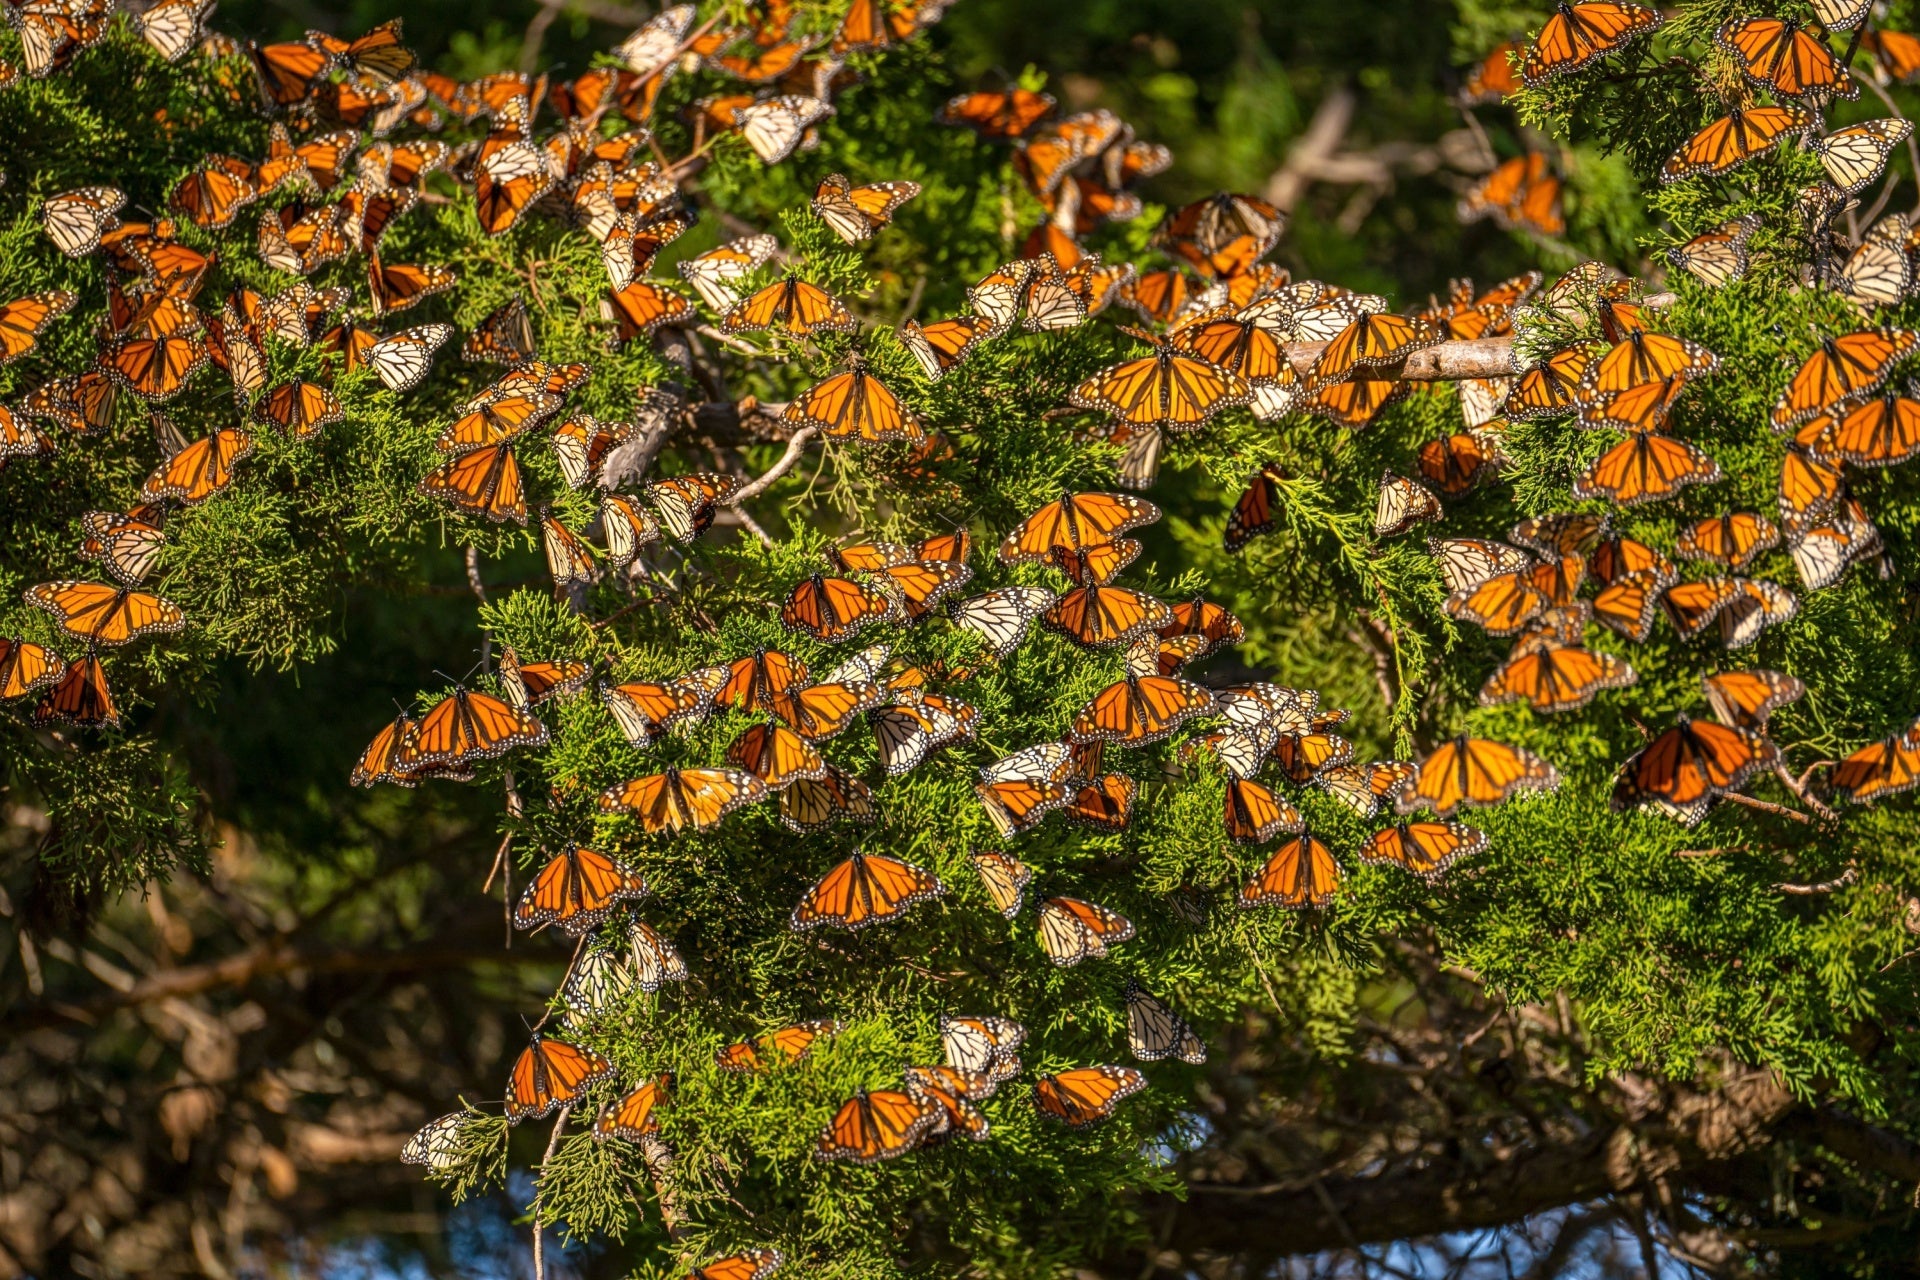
{"left": 5, "top": 1, "right": 1920, "bottom": 1276}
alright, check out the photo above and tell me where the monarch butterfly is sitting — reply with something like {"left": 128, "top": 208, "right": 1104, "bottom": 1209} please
{"left": 1068, "top": 327, "right": 1250, "bottom": 430}
{"left": 1480, "top": 642, "right": 1636, "bottom": 713}
{"left": 1114, "top": 267, "right": 1200, "bottom": 327}
{"left": 140, "top": 420, "right": 247, "bottom": 506}
{"left": 1575, "top": 374, "right": 1690, "bottom": 434}
{"left": 307, "top": 18, "right": 416, "bottom": 79}
{"left": 648, "top": 469, "right": 744, "bottom": 541}
{"left": 1016, "top": 108, "right": 1123, "bottom": 194}
{"left": 1586, "top": 568, "right": 1667, "bottom": 643}
{"left": 72, "top": 510, "right": 161, "bottom": 589}
{"left": 0, "top": 637, "right": 63, "bottom": 700}
{"left": 100, "top": 333, "right": 206, "bottom": 402}
{"left": 248, "top": 379, "right": 340, "bottom": 443}
{"left": 904, "top": 1065, "right": 994, "bottom": 1142}
{"left": 601, "top": 667, "right": 725, "bottom": 746}
{"left": 0, "top": 291, "right": 74, "bottom": 364}
{"left": 169, "top": 155, "right": 257, "bottom": 230}
{"left": 677, "top": 234, "right": 781, "bottom": 310}
{"left": 687, "top": 1252, "right": 785, "bottom": 1280}
{"left": 1156, "top": 596, "right": 1245, "bottom": 660}
{"left": 419, "top": 442, "right": 525, "bottom": 524}
{"left": 1462, "top": 40, "right": 1523, "bottom": 103}
{"left": 1374, "top": 472, "right": 1442, "bottom": 538}
{"left": 1306, "top": 312, "right": 1442, "bottom": 392}
{"left": 1834, "top": 220, "right": 1913, "bottom": 309}
{"left": 42, "top": 186, "right": 126, "bottom": 257}
{"left": 868, "top": 700, "right": 948, "bottom": 774}
{"left": 597, "top": 207, "right": 693, "bottom": 291}
{"left": 367, "top": 254, "right": 457, "bottom": 318}
{"left": 938, "top": 87, "right": 1056, "bottom": 137}
{"left": 723, "top": 275, "right": 856, "bottom": 336}
{"left": 1314, "top": 761, "right": 1417, "bottom": 819}
{"left": 592, "top": 1075, "right": 671, "bottom": 1143}
{"left": 726, "top": 723, "right": 828, "bottom": 791}
{"left": 1417, "top": 432, "right": 1502, "bottom": 497}
{"left": 1398, "top": 735, "right": 1559, "bottom": 817}
{"left": 1070, "top": 654, "right": 1215, "bottom": 744}
{"left": 505, "top": 1035, "right": 612, "bottom": 1123}
{"left": 1223, "top": 777, "right": 1303, "bottom": 845}
{"left": 1169, "top": 308, "right": 1300, "bottom": 419}
{"left": 816, "top": 1088, "right": 939, "bottom": 1162}
{"left": 899, "top": 315, "right": 997, "bottom": 381}
{"left": 496, "top": 648, "right": 587, "bottom": 711}
{"left": 1675, "top": 514, "right": 1780, "bottom": 571}
{"left": 620, "top": 917, "right": 689, "bottom": 993}
{"left": 1503, "top": 343, "right": 1598, "bottom": 420}
{"left": 1810, "top": 0, "right": 1872, "bottom": 30}
{"left": 941, "top": 1011, "right": 1026, "bottom": 1080}
{"left": 1788, "top": 496, "right": 1882, "bottom": 592}
{"left": 968, "top": 851, "right": 1033, "bottom": 920}
{"left": 600, "top": 767, "right": 769, "bottom": 832}
{"left": 1001, "top": 491, "right": 1160, "bottom": 563}
{"left": 31, "top": 650, "right": 117, "bottom": 729}
{"left": 603, "top": 280, "right": 698, "bottom": 341}
{"left": 780, "top": 574, "right": 896, "bottom": 642}
{"left": 1043, "top": 570, "right": 1171, "bottom": 649}
{"left": 255, "top": 124, "right": 358, "bottom": 197}
{"left": 513, "top": 846, "right": 649, "bottom": 935}
{"left": 350, "top": 714, "right": 426, "bottom": 787}
{"left": 358, "top": 324, "right": 453, "bottom": 393}
{"left": 976, "top": 742, "right": 1076, "bottom": 835}
{"left": 1715, "top": 18, "right": 1854, "bottom": 100}
{"left": 784, "top": 364, "right": 923, "bottom": 444}
{"left": 1776, "top": 330, "right": 1919, "bottom": 433}
{"left": 718, "top": 1019, "right": 843, "bottom": 1073}
{"left": 1521, "top": 3, "right": 1661, "bottom": 85}
{"left": 1061, "top": 773, "right": 1133, "bottom": 831}
{"left": 1117, "top": 980, "right": 1206, "bottom": 1065}
{"left": 1429, "top": 538, "right": 1533, "bottom": 594}
{"left": 1460, "top": 152, "right": 1564, "bottom": 237}
{"left": 1703, "top": 669, "right": 1804, "bottom": 730}
{"left": 1612, "top": 715, "right": 1777, "bottom": 826}
{"left": 952, "top": 586, "right": 1055, "bottom": 657}
{"left": 26, "top": 581, "right": 183, "bottom": 648}
{"left": 812, "top": 173, "right": 920, "bottom": 244}
{"left": 400, "top": 1112, "right": 473, "bottom": 1171}
{"left": 715, "top": 649, "right": 809, "bottom": 714}
{"left": 1033, "top": 1065, "right": 1147, "bottom": 1128}
{"left": 1828, "top": 721, "right": 1920, "bottom": 803}
{"left": 1156, "top": 192, "right": 1287, "bottom": 264}
{"left": 461, "top": 298, "right": 536, "bottom": 366}
{"left": 1667, "top": 215, "right": 1761, "bottom": 289}
{"left": 356, "top": 139, "right": 454, "bottom": 192}
{"left": 1864, "top": 30, "right": 1920, "bottom": 84}
{"left": 1037, "top": 895, "right": 1134, "bottom": 966}
{"left": 1664, "top": 577, "right": 1798, "bottom": 650}
{"left": 1661, "top": 104, "right": 1814, "bottom": 184}
{"left": 1573, "top": 432, "right": 1723, "bottom": 508}
{"left": 1359, "top": 821, "right": 1489, "bottom": 880}
{"left": 1777, "top": 441, "right": 1846, "bottom": 528}
{"left": 1814, "top": 119, "right": 1913, "bottom": 195}
{"left": 397, "top": 687, "right": 546, "bottom": 770}
{"left": 780, "top": 764, "right": 876, "bottom": 834}
{"left": 559, "top": 940, "right": 636, "bottom": 1018}
{"left": 792, "top": 852, "right": 945, "bottom": 931}
{"left": 539, "top": 515, "right": 595, "bottom": 588}
{"left": 473, "top": 139, "right": 559, "bottom": 237}
{"left": 1829, "top": 394, "right": 1920, "bottom": 468}
{"left": 1213, "top": 460, "right": 1290, "bottom": 552}
{"left": 1578, "top": 334, "right": 1720, "bottom": 403}
{"left": 1237, "top": 832, "right": 1341, "bottom": 909}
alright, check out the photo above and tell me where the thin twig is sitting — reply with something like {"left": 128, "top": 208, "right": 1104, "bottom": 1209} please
{"left": 481, "top": 833, "right": 513, "bottom": 895}
{"left": 1773, "top": 762, "right": 1839, "bottom": 823}
{"left": 1671, "top": 845, "right": 1752, "bottom": 859}
{"left": 1719, "top": 791, "right": 1814, "bottom": 825}
{"left": 1776, "top": 865, "right": 1858, "bottom": 895}
{"left": 531, "top": 1104, "right": 571, "bottom": 1280}
{"left": 724, "top": 426, "right": 818, "bottom": 506}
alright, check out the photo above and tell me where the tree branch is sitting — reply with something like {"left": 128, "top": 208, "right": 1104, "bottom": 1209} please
{"left": 1123, "top": 1067, "right": 1799, "bottom": 1269}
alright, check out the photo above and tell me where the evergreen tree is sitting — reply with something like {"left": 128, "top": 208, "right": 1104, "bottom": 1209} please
{"left": 6, "top": 2, "right": 1920, "bottom": 1277}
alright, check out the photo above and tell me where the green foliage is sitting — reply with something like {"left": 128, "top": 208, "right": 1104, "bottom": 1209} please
{"left": 11, "top": 1, "right": 1920, "bottom": 1275}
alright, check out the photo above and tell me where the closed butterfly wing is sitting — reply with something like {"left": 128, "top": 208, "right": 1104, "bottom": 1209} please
{"left": 780, "top": 764, "right": 876, "bottom": 834}
{"left": 1037, "top": 895, "right": 1134, "bottom": 966}
{"left": 1124, "top": 981, "right": 1206, "bottom": 1064}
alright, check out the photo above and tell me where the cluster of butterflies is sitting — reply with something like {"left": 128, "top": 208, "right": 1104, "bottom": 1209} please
{"left": 1459, "top": 5, "right": 1920, "bottom": 286}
